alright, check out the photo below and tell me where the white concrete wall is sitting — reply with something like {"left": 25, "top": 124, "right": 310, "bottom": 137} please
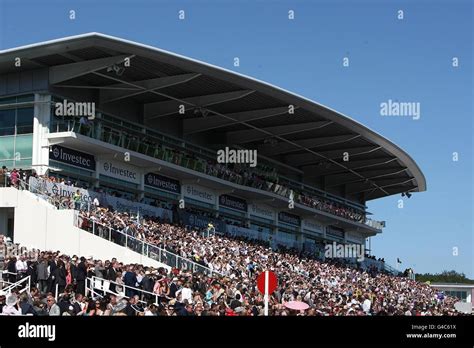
{"left": 0, "top": 187, "right": 170, "bottom": 270}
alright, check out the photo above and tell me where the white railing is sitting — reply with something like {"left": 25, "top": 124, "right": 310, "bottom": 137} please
{"left": 76, "top": 214, "right": 223, "bottom": 277}
{"left": 0, "top": 274, "right": 31, "bottom": 295}
{"left": 86, "top": 275, "right": 161, "bottom": 306}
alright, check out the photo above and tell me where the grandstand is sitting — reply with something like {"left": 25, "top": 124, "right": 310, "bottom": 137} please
{"left": 0, "top": 33, "right": 453, "bottom": 317}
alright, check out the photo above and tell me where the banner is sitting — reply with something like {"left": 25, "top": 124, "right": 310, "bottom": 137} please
{"left": 28, "top": 176, "right": 172, "bottom": 220}
{"left": 182, "top": 184, "right": 216, "bottom": 205}
{"left": 278, "top": 211, "right": 301, "bottom": 226}
{"left": 327, "top": 226, "right": 345, "bottom": 239}
{"left": 49, "top": 145, "right": 96, "bottom": 171}
{"left": 219, "top": 194, "right": 247, "bottom": 212}
{"left": 145, "top": 173, "right": 180, "bottom": 194}
{"left": 249, "top": 202, "right": 275, "bottom": 220}
{"left": 98, "top": 159, "right": 140, "bottom": 184}
{"left": 302, "top": 218, "right": 323, "bottom": 234}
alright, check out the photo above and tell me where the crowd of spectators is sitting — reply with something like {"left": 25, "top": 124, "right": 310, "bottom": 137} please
{"left": 0, "top": 225, "right": 462, "bottom": 317}
{"left": 63, "top": 208, "right": 462, "bottom": 316}
{"left": 2, "top": 165, "right": 460, "bottom": 317}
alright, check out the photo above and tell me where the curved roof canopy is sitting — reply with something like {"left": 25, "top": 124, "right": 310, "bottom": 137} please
{"left": 0, "top": 33, "right": 426, "bottom": 201}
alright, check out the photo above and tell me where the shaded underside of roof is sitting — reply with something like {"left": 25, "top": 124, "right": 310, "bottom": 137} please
{"left": 0, "top": 33, "right": 426, "bottom": 201}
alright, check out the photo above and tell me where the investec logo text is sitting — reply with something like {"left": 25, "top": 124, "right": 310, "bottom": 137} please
{"left": 102, "top": 162, "right": 137, "bottom": 180}
{"left": 52, "top": 147, "right": 92, "bottom": 168}
{"left": 186, "top": 186, "right": 213, "bottom": 201}
{"left": 220, "top": 195, "right": 246, "bottom": 211}
{"left": 18, "top": 323, "right": 56, "bottom": 341}
{"left": 250, "top": 203, "right": 273, "bottom": 218}
{"left": 217, "top": 147, "right": 257, "bottom": 167}
{"left": 55, "top": 99, "right": 95, "bottom": 120}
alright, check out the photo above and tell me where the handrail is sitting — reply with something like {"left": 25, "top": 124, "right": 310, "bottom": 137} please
{"left": 87, "top": 275, "right": 160, "bottom": 306}
{"left": 76, "top": 214, "right": 223, "bottom": 277}
{"left": 1, "top": 275, "right": 31, "bottom": 295}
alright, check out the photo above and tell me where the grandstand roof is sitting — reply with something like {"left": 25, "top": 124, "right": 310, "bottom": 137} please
{"left": 0, "top": 33, "right": 426, "bottom": 201}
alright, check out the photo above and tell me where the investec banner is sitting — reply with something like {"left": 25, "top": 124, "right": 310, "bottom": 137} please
{"left": 49, "top": 145, "right": 96, "bottom": 171}
{"left": 219, "top": 194, "right": 247, "bottom": 212}
{"left": 302, "top": 218, "right": 324, "bottom": 234}
{"left": 178, "top": 210, "right": 226, "bottom": 232}
{"left": 28, "top": 176, "right": 172, "bottom": 220}
{"left": 249, "top": 203, "right": 275, "bottom": 220}
{"left": 144, "top": 173, "right": 180, "bottom": 194}
{"left": 99, "top": 160, "right": 140, "bottom": 184}
{"left": 182, "top": 184, "right": 216, "bottom": 205}
{"left": 278, "top": 211, "right": 301, "bottom": 226}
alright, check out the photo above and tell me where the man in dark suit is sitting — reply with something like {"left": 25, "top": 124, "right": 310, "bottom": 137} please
{"left": 47, "top": 256, "right": 58, "bottom": 293}
{"left": 75, "top": 257, "right": 87, "bottom": 295}
{"left": 123, "top": 265, "right": 137, "bottom": 298}
{"left": 106, "top": 261, "right": 118, "bottom": 294}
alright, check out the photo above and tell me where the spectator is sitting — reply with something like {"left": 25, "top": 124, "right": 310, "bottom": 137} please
{"left": 46, "top": 295, "right": 60, "bottom": 316}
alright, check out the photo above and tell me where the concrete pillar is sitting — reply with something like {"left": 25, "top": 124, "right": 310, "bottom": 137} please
{"left": 31, "top": 94, "right": 51, "bottom": 175}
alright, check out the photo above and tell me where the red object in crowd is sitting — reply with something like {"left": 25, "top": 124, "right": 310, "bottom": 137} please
{"left": 257, "top": 271, "right": 278, "bottom": 295}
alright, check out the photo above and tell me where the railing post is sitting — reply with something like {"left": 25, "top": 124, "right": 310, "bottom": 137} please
{"left": 92, "top": 220, "right": 95, "bottom": 235}
{"left": 125, "top": 234, "right": 128, "bottom": 248}
{"left": 158, "top": 248, "right": 161, "bottom": 262}
{"left": 109, "top": 227, "right": 112, "bottom": 241}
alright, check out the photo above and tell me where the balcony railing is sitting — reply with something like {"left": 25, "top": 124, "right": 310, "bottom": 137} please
{"left": 48, "top": 118, "right": 375, "bottom": 227}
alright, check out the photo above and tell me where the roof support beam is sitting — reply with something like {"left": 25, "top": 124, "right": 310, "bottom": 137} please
{"left": 100, "top": 73, "right": 201, "bottom": 103}
{"left": 302, "top": 157, "right": 398, "bottom": 178}
{"left": 49, "top": 55, "right": 129, "bottom": 84}
{"left": 143, "top": 90, "right": 254, "bottom": 120}
{"left": 347, "top": 178, "right": 415, "bottom": 195}
{"left": 226, "top": 121, "right": 331, "bottom": 144}
{"left": 285, "top": 146, "right": 380, "bottom": 166}
{"left": 183, "top": 106, "right": 294, "bottom": 135}
{"left": 325, "top": 168, "right": 408, "bottom": 187}
{"left": 259, "top": 134, "right": 357, "bottom": 156}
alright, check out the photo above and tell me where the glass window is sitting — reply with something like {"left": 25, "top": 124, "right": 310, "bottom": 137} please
{"left": 0, "top": 136, "right": 15, "bottom": 160}
{"left": 0, "top": 96, "right": 16, "bottom": 105}
{"left": 12, "top": 134, "right": 33, "bottom": 162}
{"left": 16, "top": 95, "right": 34, "bottom": 103}
{"left": 0, "top": 109, "right": 15, "bottom": 136}
{"left": 16, "top": 107, "right": 34, "bottom": 134}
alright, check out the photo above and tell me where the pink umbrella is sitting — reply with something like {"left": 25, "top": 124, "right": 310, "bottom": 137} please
{"left": 284, "top": 301, "right": 310, "bottom": 311}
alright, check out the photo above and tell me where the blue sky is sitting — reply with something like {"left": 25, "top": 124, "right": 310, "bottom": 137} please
{"left": 1, "top": 0, "right": 472, "bottom": 277}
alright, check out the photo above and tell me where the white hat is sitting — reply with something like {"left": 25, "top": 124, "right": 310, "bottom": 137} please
{"left": 6, "top": 294, "right": 17, "bottom": 306}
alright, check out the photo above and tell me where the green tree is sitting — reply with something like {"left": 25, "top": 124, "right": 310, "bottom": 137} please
{"left": 415, "top": 270, "right": 474, "bottom": 284}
